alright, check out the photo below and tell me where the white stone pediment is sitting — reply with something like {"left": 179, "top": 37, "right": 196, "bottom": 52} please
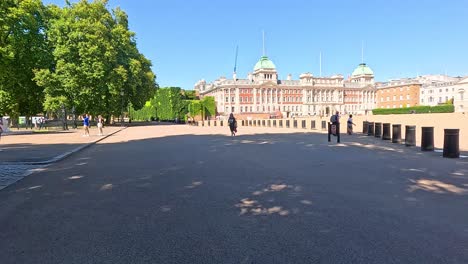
{"left": 259, "top": 81, "right": 278, "bottom": 86}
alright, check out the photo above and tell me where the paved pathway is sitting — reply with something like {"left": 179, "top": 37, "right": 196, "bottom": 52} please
{"left": 0, "top": 126, "right": 122, "bottom": 163}
{"left": 0, "top": 125, "right": 467, "bottom": 263}
{"left": 0, "top": 126, "right": 123, "bottom": 190}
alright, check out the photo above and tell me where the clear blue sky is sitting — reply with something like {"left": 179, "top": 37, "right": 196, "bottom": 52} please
{"left": 44, "top": 0, "right": 468, "bottom": 90}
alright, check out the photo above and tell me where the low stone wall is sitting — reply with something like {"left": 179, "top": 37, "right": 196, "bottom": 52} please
{"left": 196, "top": 113, "right": 468, "bottom": 150}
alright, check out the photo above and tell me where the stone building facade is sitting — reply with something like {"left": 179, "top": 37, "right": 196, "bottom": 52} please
{"left": 194, "top": 55, "right": 376, "bottom": 117}
{"left": 375, "top": 79, "right": 421, "bottom": 108}
{"left": 419, "top": 76, "right": 462, "bottom": 106}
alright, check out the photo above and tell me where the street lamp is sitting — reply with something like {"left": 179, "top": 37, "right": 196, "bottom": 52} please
{"left": 120, "top": 89, "right": 124, "bottom": 127}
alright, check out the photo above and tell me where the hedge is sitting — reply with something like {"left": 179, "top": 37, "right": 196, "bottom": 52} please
{"left": 372, "top": 105, "right": 454, "bottom": 115}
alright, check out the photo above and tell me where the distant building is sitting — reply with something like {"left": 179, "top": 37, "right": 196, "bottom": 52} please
{"left": 453, "top": 77, "right": 468, "bottom": 112}
{"left": 376, "top": 79, "right": 421, "bottom": 109}
{"left": 418, "top": 75, "right": 463, "bottom": 106}
{"left": 194, "top": 55, "right": 376, "bottom": 117}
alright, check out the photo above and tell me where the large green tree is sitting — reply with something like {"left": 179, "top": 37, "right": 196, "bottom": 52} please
{"left": 34, "top": 0, "right": 156, "bottom": 123}
{"left": 0, "top": 0, "right": 53, "bottom": 121}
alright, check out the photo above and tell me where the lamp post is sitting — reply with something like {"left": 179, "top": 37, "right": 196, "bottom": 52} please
{"left": 120, "top": 89, "right": 124, "bottom": 127}
{"left": 60, "top": 103, "right": 68, "bottom": 130}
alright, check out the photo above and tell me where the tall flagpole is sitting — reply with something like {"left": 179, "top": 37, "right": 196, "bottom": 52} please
{"left": 234, "top": 45, "right": 238, "bottom": 73}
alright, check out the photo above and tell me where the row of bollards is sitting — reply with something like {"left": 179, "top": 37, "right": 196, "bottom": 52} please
{"left": 363, "top": 121, "right": 460, "bottom": 158}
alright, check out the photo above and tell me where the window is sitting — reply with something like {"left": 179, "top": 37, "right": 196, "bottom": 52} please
{"left": 231, "top": 97, "right": 235, "bottom": 103}
{"left": 232, "top": 107, "right": 235, "bottom": 112}
{"left": 406, "top": 104, "right": 410, "bottom": 107}
{"left": 225, "top": 97, "right": 229, "bottom": 102}
{"left": 421, "top": 99, "right": 424, "bottom": 103}
{"left": 407, "top": 94, "right": 410, "bottom": 100}
{"left": 393, "top": 95, "right": 396, "bottom": 101}
{"left": 387, "top": 96, "right": 390, "bottom": 101}
{"left": 400, "top": 95, "right": 403, "bottom": 100}
{"left": 439, "top": 97, "right": 442, "bottom": 103}
{"left": 240, "top": 97, "right": 243, "bottom": 103}
{"left": 250, "top": 106, "right": 252, "bottom": 112}
{"left": 240, "top": 106, "right": 243, "bottom": 112}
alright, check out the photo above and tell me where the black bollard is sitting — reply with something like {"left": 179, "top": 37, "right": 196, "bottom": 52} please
{"left": 392, "top": 124, "right": 402, "bottom": 143}
{"left": 279, "top": 120, "right": 283, "bottom": 128}
{"left": 293, "top": 120, "right": 297, "bottom": 128}
{"left": 405, "top": 125, "right": 416, "bottom": 146}
{"left": 273, "top": 120, "right": 277, "bottom": 127}
{"left": 374, "top": 122, "right": 382, "bottom": 138}
{"left": 241, "top": 120, "right": 244, "bottom": 126}
{"left": 311, "top": 120, "right": 316, "bottom": 129}
{"left": 220, "top": 120, "right": 223, "bottom": 126}
{"left": 321, "top": 120, "right": 327, "bottom": 130}
{"left": 421, "top": 127, "right": 434, "bottom": 151}
{"left": 367, "top": 122, "right": 374, "bottom": 136}
{"left": 286, "top": 120, "right": 290, "bottom": 128}
{"left": 443, "top": 129, "right": 460, "bottom": 158}
{"left": 382, "top": 123, "right": 391, "bottom": 140}
{"left": 363, "top": 121, "right": 368, "bottom": 134}
{"left": 328, "top": 122, "right": 340, "bottom": 143}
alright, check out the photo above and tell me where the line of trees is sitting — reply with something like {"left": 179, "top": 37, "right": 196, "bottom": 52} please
{"left": 0, "top": 0, "right": 157, "bottom": 126}
{"left": 130, "top": 87, "right": 216, "bottom": 122}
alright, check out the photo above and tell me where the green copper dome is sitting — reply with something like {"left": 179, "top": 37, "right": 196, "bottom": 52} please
{"left": 352, "top": 63, "right": 374, "bottom": 76}
{"left": 254, "top": 56, "right": 276, "bottom": 71}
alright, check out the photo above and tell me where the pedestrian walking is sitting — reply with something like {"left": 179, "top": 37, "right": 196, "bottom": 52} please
{"left": 228, "top": 113, "right": 237, "bottom": 136}
{"left": 347, "top": 114, "right": 356, "bottom": 135}
{"left": 97, "top": 115, "right": 104, "bottom": 136}
{"left": 83, "top": 114, "right": 90, "bottom": 136}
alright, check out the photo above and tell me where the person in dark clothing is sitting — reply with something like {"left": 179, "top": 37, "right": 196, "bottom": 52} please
{"left": 328, "top": 111, "right": 341, "bottom": 143}
{"left": 228, "top": 113, "right": 237, "bottom": 136}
